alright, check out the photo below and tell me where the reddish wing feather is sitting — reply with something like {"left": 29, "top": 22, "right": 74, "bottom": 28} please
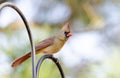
{"left": 11, "top": 37, "right": 54, "bottom": 67}
{"left": 35, "top": 37, "right": 54, "bottom": 51}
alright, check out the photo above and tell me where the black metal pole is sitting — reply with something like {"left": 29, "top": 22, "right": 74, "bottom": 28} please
{"left": 36, "top": 55, "right": 65, "bottom": 78}
{"left": 0, "top": 2, "right": 36, "bottom": 78}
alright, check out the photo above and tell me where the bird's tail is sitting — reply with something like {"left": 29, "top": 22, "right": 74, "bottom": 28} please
{"left": 11, "top": 52, "right": 31, "bottom": 68}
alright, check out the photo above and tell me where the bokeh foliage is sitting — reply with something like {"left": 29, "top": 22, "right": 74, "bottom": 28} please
{"left": 1, "top": 0, "right": 120, "bottom": 78}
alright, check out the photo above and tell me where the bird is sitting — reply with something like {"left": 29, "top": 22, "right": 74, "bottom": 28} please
{"left": 11, "top": 22, "right": 72, "bottom": 68}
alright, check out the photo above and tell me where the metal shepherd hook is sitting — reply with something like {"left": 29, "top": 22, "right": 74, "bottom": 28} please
{"left": 0, "top": 2, "right": 36, "bottom": 78}
{"left": 36, "top": 55, "right": 65, "bottom": 78}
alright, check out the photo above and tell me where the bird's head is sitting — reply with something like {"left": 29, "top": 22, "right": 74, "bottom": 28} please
{"left": 58, "top": 22, "right": 72, "bottom": 40}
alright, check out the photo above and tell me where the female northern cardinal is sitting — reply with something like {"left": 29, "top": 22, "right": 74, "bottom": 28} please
{"left": 11, "top": 23, "right": 72, "bottom": 68}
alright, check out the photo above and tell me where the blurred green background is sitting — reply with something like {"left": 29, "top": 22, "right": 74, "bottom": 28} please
{"left": 0, "top": 0, "right": 120, "bottom": 78}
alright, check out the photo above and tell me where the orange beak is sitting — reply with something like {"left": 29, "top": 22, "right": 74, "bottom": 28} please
{"left": 67, "top": 32, "right": 72, "bottom": 37}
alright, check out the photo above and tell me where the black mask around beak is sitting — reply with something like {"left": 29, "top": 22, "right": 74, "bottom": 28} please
{"left": 64, "top": 32, "right": 72, "bottom": 38}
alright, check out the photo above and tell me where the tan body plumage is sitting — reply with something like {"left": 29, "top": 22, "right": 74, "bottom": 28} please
{"left": 11, "top": 23, "right": 72, "bottom": 68}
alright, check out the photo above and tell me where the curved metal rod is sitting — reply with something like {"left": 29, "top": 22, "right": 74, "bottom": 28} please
{"left": 0, "top": 2, "right": 36, "bottom": 78}
{"left": 36, "top": 54, "right": 65, "bottom": 78}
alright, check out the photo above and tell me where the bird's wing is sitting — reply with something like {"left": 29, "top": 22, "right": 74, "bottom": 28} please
{"left": 35, "top": 37, "right": 54, "bottom": 51}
